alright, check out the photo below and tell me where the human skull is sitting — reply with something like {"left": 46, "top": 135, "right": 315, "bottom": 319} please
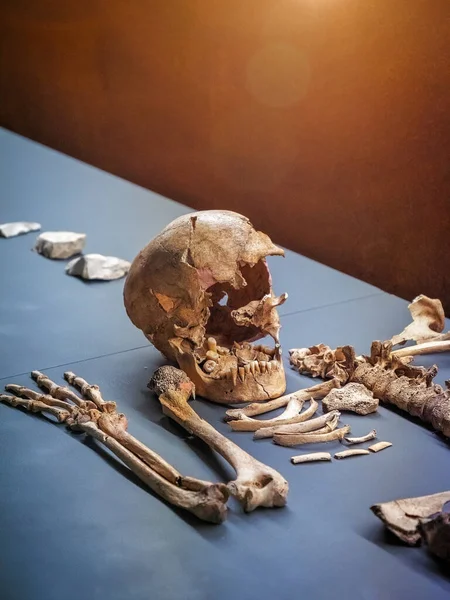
{"left": 124, "top": 210, "right": 287, "bottom": 403}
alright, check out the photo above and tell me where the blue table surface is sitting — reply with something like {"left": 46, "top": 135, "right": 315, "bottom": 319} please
{"left": 1, "top": 128, "right": 449, "bottom": 599}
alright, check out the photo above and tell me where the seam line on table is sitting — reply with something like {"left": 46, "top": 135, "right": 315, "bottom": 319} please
{"left": 0, "top": 344, "right": 150, "bottom": 381}
{"left": 280, "top": 291, "right": 384, "bottom": 319}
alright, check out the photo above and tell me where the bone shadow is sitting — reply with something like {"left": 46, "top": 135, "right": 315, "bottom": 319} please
{"left": 360, "top": 521, "right": 450, "bottom": 587}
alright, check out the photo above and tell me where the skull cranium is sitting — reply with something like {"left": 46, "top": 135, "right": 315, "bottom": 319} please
{"left": 124, "top": 210, "right": 287, "bottom": 403}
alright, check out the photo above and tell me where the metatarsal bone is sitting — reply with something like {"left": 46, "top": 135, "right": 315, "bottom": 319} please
{"left": 224, "top": 379, "right": 339, "bottom": 421}
{"left": 254, "top": 410, "right": 340, "bottom": 440}
{"left": 273, "top": 425, "right": 351, "bottom": 447}
{"left": 228, "top": 399, "right": 318, "bottom": 432}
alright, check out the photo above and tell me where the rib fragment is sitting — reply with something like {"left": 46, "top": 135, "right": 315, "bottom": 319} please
{"left": 334, "top": 449, "right": 370, "bottom": 459}
{"left": 368, "top": 441, "right": 392, "bottom": 453}
{"left": 254, "top": 410, "right": 339, "bottom": 440}
{"left": 227, "top": 398, "right": 318, "bottom": 432}
{"left": 291, "top": 452, "right": 331, "bottom": 464}
{"left": 273, "top": 424, "right": 350, "bottom": 447}
{"left": 345, "top": 429, "right": 377, "bottom": 445}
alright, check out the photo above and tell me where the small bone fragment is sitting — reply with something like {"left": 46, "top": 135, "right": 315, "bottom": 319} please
{"left": 227, "top": 398, "right": 318, "bottom": 432}
{"left": 345, "top": 429, "right": 377, "bottom": 445}
{"left": 334, "top": 449, "right": 370, "bottom": 459}
{"left": 254, "top": 410, "right": 339, "bottom": 440}
{"left": 224, "top": 379, "right": 338, "bottom": 421}
{"left": 0, "top": 221, "right": 41, "bottom": 238}
{"left": 323, "top": 383, "right": 378, "bottom": 415}
{"left": 149, "top": 366, "right": 288, "bottom": 511}
{"left": 368, "top": 441, "right": 392, "bottom": 453}
{"left": 390, "top": 295, "right": 449, "bottom": 346}
{"left": 34, "top": 231, "right": 86, "bottom": 259}
{"left": 371, "top": 491, "right": 450, "bottom": 545}
{"left": 273, "top": 424, "right": 350, "bottom": 447}
{"left": 291, "top": 452, "right": 332, "bottom": 464}
{"left": 66, "top": 254, "right": 131, "bottom": 280}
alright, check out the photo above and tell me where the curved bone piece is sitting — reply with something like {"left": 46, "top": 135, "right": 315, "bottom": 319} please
{"left": 149, "top": 366, "right": 288, "bottom": 511}
{"left": 291, "top": 452, "right": 332, "bottom": 464}
{"left": 334, "top": 449, "right": 370, "bottom": 459}
{"left": 273, "top": 425, "right": 350, "bottom": 447}
{"left": 225, "top": 379, "right": 338, "bottom": 421}
{"left": 254, "top": 410, "right": 340, "bottom": 440}
{"left": 368, "top": 441, "right": 392, "bottom": 453}
{"left": 345, "top": 429, "right": 377, "bottom": 445}
{"left": 227, "top": 398, "right": 318, "bottom": 432}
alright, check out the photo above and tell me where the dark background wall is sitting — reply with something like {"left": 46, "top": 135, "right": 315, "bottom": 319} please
{"left": 1, "top": 1, "right": 449, "bottom": 309}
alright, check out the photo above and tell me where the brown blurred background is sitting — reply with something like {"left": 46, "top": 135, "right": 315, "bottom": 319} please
{"left": 1, "top": 1, "right": 449, "bottom": 309}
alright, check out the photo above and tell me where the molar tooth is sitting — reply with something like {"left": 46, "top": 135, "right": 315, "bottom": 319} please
{"left": 244, "top": 364, "right": 251, "bottom": 376}
{"left": 266, "top": 361, "right": 273, "bottom": 373}
{"left": 207, "top": 337, "right": 217, "bottom": 352}
{"left": 239, "top": 367, "right": 246, "bottom": 383}
{"left": 259, "top": 360, "right": 268, "bottom": 373}
{"left": 231, "top": 366, "right": 238, "bottom": 386}
{"left": 270, "top": 360, "right": 279, "bottom": 371}
{"left": 254, "top": 361, "right": 261, "bottom": 374}
{"left": 250, "top": 361, "right": 257, "bottom": 375}
{"left": 263, "top": 346, "right": 275, "bottom": 357}
{"left": 206, "top": 350, "right": 219, "bottom": 362}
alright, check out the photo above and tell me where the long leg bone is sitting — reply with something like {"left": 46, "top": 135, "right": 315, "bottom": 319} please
{"left": 254, "top": 410, "right": 340, "bottom": 440}
{"left": 1, "top": 373, "right": 229, "bottom": 524}
{"left": 149, "top": 366, "right": 288, "bottom": 511}
{"left": 224, "top": 379, "right": 338, "bottom": 421}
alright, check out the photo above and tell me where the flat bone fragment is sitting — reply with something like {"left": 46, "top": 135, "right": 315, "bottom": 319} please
{"left": 273, "top": 424, "right": 350, "bottom": 447}
{"left": 368, "top": 441, "right": 392, "bottom": 453}
{"left": 345, "top": 429, "right": 377, "bottom": 445}
{"left": 227, "top": 398, "right": 318, "bottom": 432}
{"left": 224, "top": 379, "right": 338, "bottom": 421}
{"left": 149, "top": 366, "right": 288, "bottom": 511}
{"left": 291, "top": 452, "right": 332, "bottom": 464}
{"left": 371, "top": 491, "right": 450, "bottom": 545}
{"left": 34, "top": 231, "right": 86, "bottom": 259}
{"left": 66, "top": 253, "right": 131, "bottom": 280}
{"left": 0, "top": 370, "right": 229, "bottom": 524}
{"left": 254, "top": 410, "right": 339, "bottom": 440}
{"left": 323, "top": 383, "right": 378, "bottom": 415}
{"left": 0, "top": 221, "right": 41, "bottom": 238}
{"left": 390, "top": 295, "right": 449, "bottom": 346}
{"left": 334, "top": 449, "right": 370, "bottom": 459}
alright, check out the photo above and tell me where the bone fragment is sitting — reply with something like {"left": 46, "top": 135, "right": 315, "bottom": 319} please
{"left": 273, "top": 424, "right": 350, "bottom": 447}
{"left": 0, "top": 221, "right": 41, "bottom": 238}
{"left": 371, "top": 491, "right": 450, "bottom": 545}
{"left": 291, "top": 452, "right": 331, "bottom": 464}
{"left": 227, "top": 398, "right": 318, "bottom": 432}
{"left": 254, "top": 410, "right": 339, "bottom": 440}
{"left": 420, "top": 512, "right": 450, "bottom": 561}
{"left": 334, "top": 449, "right": 370, "bottom": 459}
{"left": 323, "top": 383, "right": 378, "bottom": 415}
{"left": 368, "top": 441, "right": 392, "bottom": 453}
{"left": 1, "top": 371, "right": 229, "bottom": 524}
{"left": 34, "top": 231, "right": 86, "bottom": 259}
{"left": 345, "top": 429, "right": 377, "bottom": 445}
{"left": 392, "top": 340, "right": 450, "bottom": 358}
{"left": 149, "top": 366, "right": 288, "bottom": 511}
{"left": 390, "top": 295, "right": 449, "bottom": 346}
{"left": 66, "top": 253, "right": 131, "bottom": 280}
{"left": 224, "top": 379, "right": 338, "bottom": 421}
